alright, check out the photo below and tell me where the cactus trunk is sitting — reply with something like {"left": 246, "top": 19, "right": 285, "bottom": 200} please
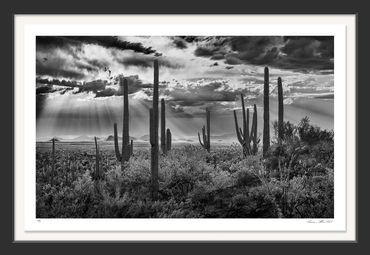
{"left": 122, "top": 78, "right": 130, "bottom": 163}
{"left": 198, "top": 108, "right": 210, "bottom": 152}
{"left": 94, "top": 136, "right": 100, "bottom": 180}
{"left": 113, "top": 123, "right": 121, "bottom": 161}
{"left": 263, "top": 67, "right": 270, "bottom": 157}
{"left": 252, "top": 104, "right": 258, "bottom": 154}
{"left": 166, "top": 128, "right": 172, "bottom": 151}
{"left": 51, "top": 138, "right": 55, "bottom": 186}
{"left": 150, "top": 60, "right": 159, "bottom": 200}
{"left": 160, "top": 98, "right": 167, "bottom": 155}
{"left": 130, "top": 139, "right": 133, "bottom": 156}
{"left": 278, "top": 77, "right": 284, "bottom": 141}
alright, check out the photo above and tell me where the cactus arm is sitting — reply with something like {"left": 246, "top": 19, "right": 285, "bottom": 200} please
{"left": 233, "top": 110, "right": 245, "bottom": 145}
{"left": 113, "top": 123, "right": 122, "bottom": 161}
{"left": 239, "top": 127, "right": 244, "bottom": 138}
{"left": 240, "top": 93, "right": 247, "bottom": 141}
{"left": 198, "top": 132, "right": 204, "bottom": 147}
{"left": 246, "top": 108, "right": 250, "bottom": 143}
{"left": 253, "top": 104, "right": 258, "bottom": 154}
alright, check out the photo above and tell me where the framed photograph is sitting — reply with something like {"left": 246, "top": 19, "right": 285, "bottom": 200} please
{"left": 14, "top": 14, "right": 357, "bottom": 242}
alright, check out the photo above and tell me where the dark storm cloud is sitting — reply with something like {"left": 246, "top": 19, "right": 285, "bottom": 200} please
{"left": 36, "top": 74, "right": 169, "bottom": 98}
{"left": 95, "top": 75, "right": 163, "bottom": 98}
{"left": 36, "top": 58, "right": 87, "bottom": 79}
{"left": 192, "top": 36, "right": 334, "bottom": 71}
{"left": 78, "top": 80, "right": 107, "bottom": 93}
{"left": 178, "top": 36, "right": 204, "bottom": 43}
{"left": 194, "top": 45, "right": 227, "bottom": 60}
{"left": 37, "top": 36, "right": 157, "bottom": 55}
{"left": 166, "top": 102, "right": 195, "bottom": 118}
{"left": 116, "top": 55, "right": 184, "bottom": 69}
{"left": 36, "top": 36, "right": 161, "bottom": 80}
{"left": 164, "top": 81, "right": 240, "bottom": 107}
{"left": 171, "top": 37, "right": 188, "bottom": 49}
{"left": 36, "top": 77, "right": 82, "bottom": 87}
{"left": 193, "top": 36, "right": 230, "bottom": 60}
{"left": 36, "top": 85, "right": 56, "bottom": 95}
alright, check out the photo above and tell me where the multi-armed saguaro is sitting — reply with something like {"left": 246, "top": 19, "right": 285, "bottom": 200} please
{"left": 113, "top": 78, "right": 132, "bottom": 168}
{"left": 160, "top": 98, "right": 172, "bottom": 155}
{"left": 198, "top": 108, "right": 211, "bottom": 152}
{"left": 233, "top": 93, "right": 258, "bottom": 156}
{"left": 263, "top": 67, "right": 270, "bottom": 157}
{"left": 149, "top": 60, "right": 159, "bottom": 200}
{"left": 277, "top": 77, "right": 284, "bottom": 141}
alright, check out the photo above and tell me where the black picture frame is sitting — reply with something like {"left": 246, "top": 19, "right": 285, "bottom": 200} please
{"left": 2, "top": 0, "right": 367, "bottom": 252}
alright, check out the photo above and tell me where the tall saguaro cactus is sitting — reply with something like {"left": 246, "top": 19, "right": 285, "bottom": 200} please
{"left": 113, "top": 78, "right": 131, "bottom": 167}
{"left": 122, "top": 78, "right": 130, "bottom": 163}
{"left": 233, "top": 94, "right": 258, "bottom": 156}
{"left": 263, "top": 67, "right": 270, "bottom": 157}
{"left": 278, "top": 77, "right": 284, "bottom": 141}
{"left": 198, "top": 108, "right": 211, "bottom": 152}
{"left": 94, "top": 136, "right": 100, "bottom": 180}
{"left": 150, "top": 60, "right": 159, "bottom": 200}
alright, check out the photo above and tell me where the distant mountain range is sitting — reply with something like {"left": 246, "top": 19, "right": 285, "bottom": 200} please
{"left": 106, "top": 135, "right": 136, "bottom": 141}
{"left": 40, "top": 133, "right": 236, "bottom": 143}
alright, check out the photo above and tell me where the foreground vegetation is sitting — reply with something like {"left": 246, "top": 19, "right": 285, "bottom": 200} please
{"left": 36, "top": 118, "right": 334, "bottom": 218}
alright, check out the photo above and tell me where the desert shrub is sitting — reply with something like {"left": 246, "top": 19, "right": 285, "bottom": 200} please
{"left": 36, "top": 138, "right": 334, "bottom": 218}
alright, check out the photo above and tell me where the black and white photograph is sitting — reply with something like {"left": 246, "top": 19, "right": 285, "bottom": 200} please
{"left": 35, "top": 35, "right": 335, "bottom": 219}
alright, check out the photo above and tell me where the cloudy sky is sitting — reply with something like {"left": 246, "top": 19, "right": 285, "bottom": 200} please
{"left": 36, "top": 36, "right": 334, "bottom": 142}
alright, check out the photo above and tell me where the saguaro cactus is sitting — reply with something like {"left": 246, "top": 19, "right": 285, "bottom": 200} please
{"left": 263, "top": 67, "right": 270, "bottom": 157}
{"left": 252, "top": 104, "right": 258, "bottom": 154}
{"left": 113, "top": 123, "right": 121, "bottom": 161}
{"left": 198, "top": 108, "right": 211, "bottom": 152}
{"left": 233, "top": 94, "right": 258, "bottom": 156}
{"left": 278, "top": 77, "right": 284, "bottom": 141}
{"left": 130, "top": 139, "right": 133, "bottom": 156}
{"left": 166, "top": 128, "right": 172, "bottom": 151}
{"left": 150, "top": 60, "right": 159, "bottom": 200}
{"left": 160, "top": 99, "right": 167, "bottom": 154}
{"left": 160, "top": 98, "right": 172, "bottom": 154}
{"left": 113, "top": 78, "right": 131, "bottom": 166}
{"left": 94, "top": 136, "right": 100, "bottom": 180}
{"left": 122, "top": 78, "right": 130, "bottom": 163}
{"left": 51, "top": 138, "right": 55, "bottom": 186}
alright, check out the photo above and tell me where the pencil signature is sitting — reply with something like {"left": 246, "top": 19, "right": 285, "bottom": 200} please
{"left": 307, "top": 220, "right": 333, "bottom": 224}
